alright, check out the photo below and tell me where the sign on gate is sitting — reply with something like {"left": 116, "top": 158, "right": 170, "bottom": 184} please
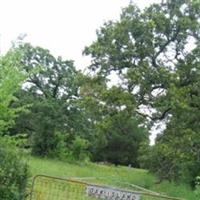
{"left": 86, "top": 185, "right": 140, "bottom": 200}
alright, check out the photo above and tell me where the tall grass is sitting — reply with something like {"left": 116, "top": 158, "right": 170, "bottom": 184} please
{"left": 27, "top": 156, "right": 196, "bottom": 200}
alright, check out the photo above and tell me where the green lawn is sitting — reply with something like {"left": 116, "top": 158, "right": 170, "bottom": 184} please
{"left": 27, "top": 156, "right": 196, "bottom": 200}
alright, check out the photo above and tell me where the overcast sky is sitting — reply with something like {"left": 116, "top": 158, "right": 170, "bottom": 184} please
{"left": 0, "top": 0, "right": 161, "bottom": 144}
{"left": 0, "top": 0, "right": 160, "bottom": 69}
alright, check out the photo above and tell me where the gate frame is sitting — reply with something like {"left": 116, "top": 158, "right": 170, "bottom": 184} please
{"left": 29, "top": 174, "right": 186, "bottom": 200}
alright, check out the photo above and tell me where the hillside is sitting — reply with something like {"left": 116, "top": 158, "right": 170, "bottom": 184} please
{"left": 27, "top": 157, "right": 195, "bottom": 200}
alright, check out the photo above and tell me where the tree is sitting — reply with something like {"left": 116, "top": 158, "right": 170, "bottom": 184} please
{"left": 0, "top": 48, "right": 25, "bottom": 134}
{"left": 80, "top": 76, "right": 148, "bottom": 166}
{"left": 0, "top": 48, "right": 28, "bottom": 200}
{"left": 84, "top": 0, "right": 200, "bottom": 181}
{"left": 142, "top": 44, "right": 200, "bottom": 183}
{"left": 85, "top": 0, "right": 200, "bottom": 116}
{"left": 11, "top": 43, "right": 86, "bottom": 157}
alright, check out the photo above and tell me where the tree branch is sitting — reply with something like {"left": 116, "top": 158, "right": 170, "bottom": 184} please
{"left": 136, "top": 107, "right": 171, "bottom": 121}
{"left": 27, "top": 78, "right": 49, "bottom": 98}
{"left": 152, "top": 27, "right": 180, "bottom": 68}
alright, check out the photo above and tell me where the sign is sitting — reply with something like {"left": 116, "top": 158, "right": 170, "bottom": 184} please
{"left": 86, "top": 185, "right": 140, "bottom": 200}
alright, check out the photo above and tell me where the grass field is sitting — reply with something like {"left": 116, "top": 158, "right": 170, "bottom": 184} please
{"left": 27, "top": 156, "right": 196, "bottom": 200}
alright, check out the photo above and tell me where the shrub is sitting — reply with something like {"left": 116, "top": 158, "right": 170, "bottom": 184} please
{"left": 195, "top": 176, "right": 200, "bottom": 199}
{"left": 69, "top": 136, "right": 90, "bottom": 161}
{"left": 0, "top": 137, "right": 29, "bottom": 200}
{"left": 139, "top": 141, "right": 200, "bottom": 184}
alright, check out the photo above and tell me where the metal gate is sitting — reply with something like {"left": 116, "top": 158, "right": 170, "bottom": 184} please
{"left": 29, "top": 175, "right": 185, "bottom": 200}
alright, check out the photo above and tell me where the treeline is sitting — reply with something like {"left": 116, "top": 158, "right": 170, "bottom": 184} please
{"left": 1, "top": 0, "right": 200, "bottom": 193}
{"left": 7, "top": 43, "right": 147, "bottom": 167}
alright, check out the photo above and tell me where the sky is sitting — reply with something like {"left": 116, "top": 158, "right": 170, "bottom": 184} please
{"left": 0, "top": 0, "right": 160, "bottom": 69}
{"left": 0, "top": 0, "right": 161, "bottom": 144}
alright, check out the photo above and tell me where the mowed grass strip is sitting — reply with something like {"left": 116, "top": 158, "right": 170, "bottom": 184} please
{"left": 27, "top": 156, "right": 196, "bottom": 200}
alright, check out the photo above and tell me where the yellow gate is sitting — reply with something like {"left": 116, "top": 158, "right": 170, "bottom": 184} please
{"left": 29, "top": 175, "right": 185, "bottom": 200}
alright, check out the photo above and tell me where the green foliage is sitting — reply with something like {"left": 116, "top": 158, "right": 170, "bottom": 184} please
{"left": 0, "top": 137, "right": 28, "bottom": 200}
{"left": 84, "top": 0, "right": 200, "bottom": 183}
{"left": 10, "top": 43, "right": 85, "bottom": 158}
{"left": 11, "top": 43, "right": 147, "bottom": 166}
{"left": 68, "top": 136, "right": 90, "bottom": 161}
{"left": 30, "top": 100, "right": 66, "bottom": 157}
{"left": 80, "top": 77, "right": 148, "bottom": 166}
{"left": 0, "top": 47, "right": 28, "bottom": 199}
{"left": 195, "top": 176, "right": 200, "bottom": 199}
{"left": 0, "top": 49, "right": 25, "bottom": 134}
{"left": 9, "top": 133, "right": 29, "bottom": 149}
{"left": 146, "top": 44, "right": 200, "bottom": 183}
{"left": 18, "top": 43, "right": 78, "bottom": 100}
{"left": 93, "top": 112, "right": 147, "bottom": 166}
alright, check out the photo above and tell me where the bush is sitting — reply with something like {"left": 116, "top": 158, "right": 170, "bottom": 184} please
{"left": 0, "top": 137, "right": 29, "bottom": 200}
{"left": 68, "top": 136, "right": 90, "bottom": 161}
{"left": 195, "top": 176, "right": 200, "bottom": 199}
{"left": 139, "top": 141, "right": 200, "bottom": 184}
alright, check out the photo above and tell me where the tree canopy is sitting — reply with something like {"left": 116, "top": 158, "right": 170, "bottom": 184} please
{"left": 84, "top": 0, "right": 200, "bottom": 182}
